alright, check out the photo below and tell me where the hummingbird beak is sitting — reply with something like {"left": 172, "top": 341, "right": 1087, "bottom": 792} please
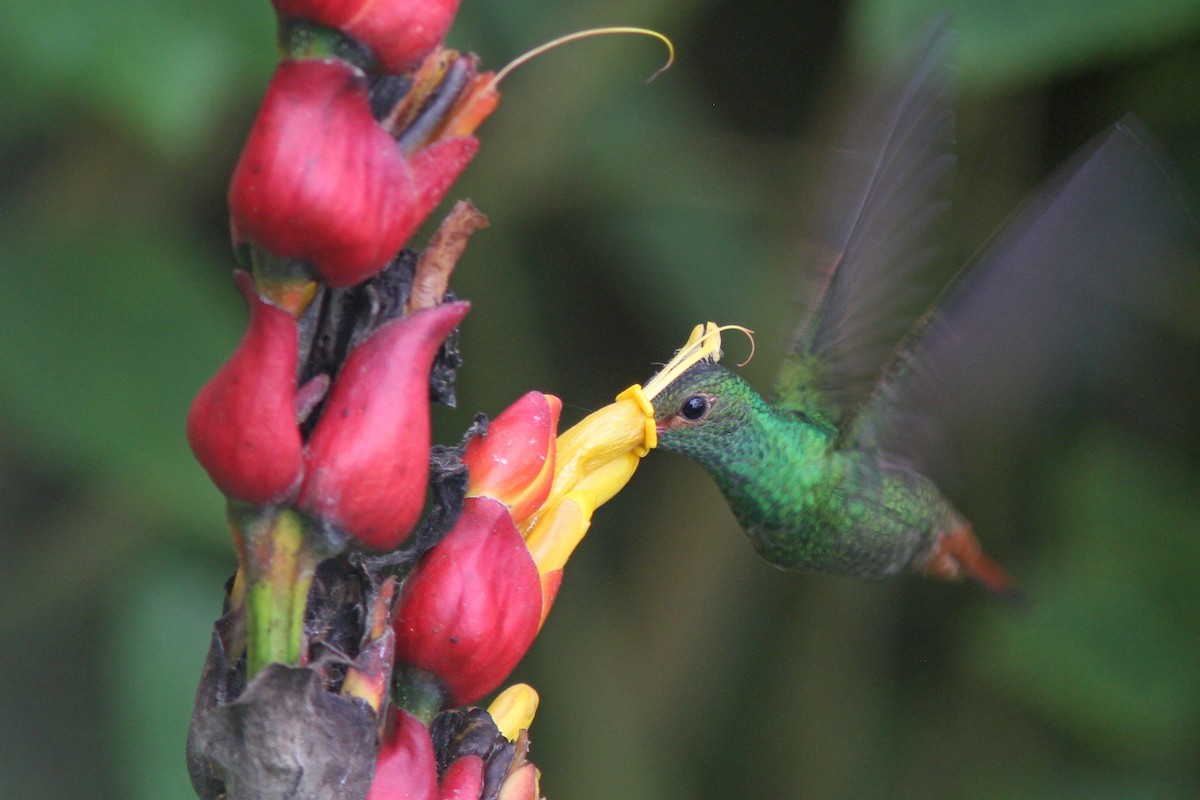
{"left": 654, "top": 415, "right": 691, "bottom": 435}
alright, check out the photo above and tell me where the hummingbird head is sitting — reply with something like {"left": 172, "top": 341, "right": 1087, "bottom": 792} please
{"left": 638, "top": 322, "right": 759, "bottom": 459}
{"left": 649, "top": 361, "right": 757, "bottom": 454}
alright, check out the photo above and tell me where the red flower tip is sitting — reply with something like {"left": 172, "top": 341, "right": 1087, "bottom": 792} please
{"left": 392, "top": 497, "right": 543, "bottom": 706}
{"left": 464, "top": 392, "right": 561, "bottom": 524}
{"left": 367, "top": 709, "right": 438, "bottom": 800}
{"left": 228, "top": 60, "right": 480, "bottom": 288}
{"left": 186, "top": 272, "right": 303, "bottom": 505}
{"left": 273, "top": 0, "right": 461, "bottom": 74}
{"left": 497, "top": 763, "right": 540, "bottom": 800}
{"left": 299, "top": 301, "right": 469, "bottom": 550}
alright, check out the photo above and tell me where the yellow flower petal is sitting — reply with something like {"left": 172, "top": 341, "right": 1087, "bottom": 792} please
{"left": 488, "top": 683, "right": 540, "bottom": 741}
{"left": 570, "top": 451, "right": 641, "bottom": 509}
{"left": 522, "top": 492, "right": 596, "bottom": 575}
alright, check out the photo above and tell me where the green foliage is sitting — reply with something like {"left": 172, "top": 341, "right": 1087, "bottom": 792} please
{"left": 105, "top": 554, "right": 231, "bottom": 800}
{"left": 0, "top": 1, "right": 1197, "bottom": 798}
{"left": 857, "top": 0, "right": 1200, "bottom": 88}
{"left": 973, "top": 431, "right": 1200, "bottom": 770}
{"left": 0, "top": 0, "right": 275, "bottom": 155}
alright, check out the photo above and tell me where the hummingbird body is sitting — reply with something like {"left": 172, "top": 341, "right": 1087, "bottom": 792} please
{"left": 652, "top": 361, "right": 981, "bottom": 584}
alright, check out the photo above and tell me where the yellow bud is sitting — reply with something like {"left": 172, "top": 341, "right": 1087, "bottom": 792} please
{"left": 488, "top": 683, "right": 540, "bottom": 741}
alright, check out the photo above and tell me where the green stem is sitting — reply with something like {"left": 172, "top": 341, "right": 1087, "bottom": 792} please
{"left": 235, "top": 506, "right": 319, "bottom": 679}
{"left": 278, "top": 18, "right": 369, "bottom": 66}
{"left": 394, "top": 666, "right": 449, "bottom": 726}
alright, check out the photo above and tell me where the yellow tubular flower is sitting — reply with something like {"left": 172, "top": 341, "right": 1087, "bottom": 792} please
{"left": 534, "top": 386, "right": 655, "bottom": 515}
{"left": 518, "top": 386, "right": 655, "bottom": 578}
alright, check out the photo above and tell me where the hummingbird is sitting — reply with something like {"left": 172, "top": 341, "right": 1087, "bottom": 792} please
{"left": 640, "top": 25, "right": 1196, "bottom": 595}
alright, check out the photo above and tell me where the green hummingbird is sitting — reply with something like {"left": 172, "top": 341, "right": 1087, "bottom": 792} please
{"left": 640, "top": 26, "right": 1196, "bottom": 595}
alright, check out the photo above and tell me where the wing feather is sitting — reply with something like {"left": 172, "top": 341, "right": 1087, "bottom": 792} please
{"left": 774, "top": 21, "right": 956, "bottom": 426}
{"left": 848, "top": 118, "right": 1198, "bottom": 481}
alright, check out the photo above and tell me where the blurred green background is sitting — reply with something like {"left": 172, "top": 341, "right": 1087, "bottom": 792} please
{"left": 2, "top": 0, "right": 1199, "bottom": 798}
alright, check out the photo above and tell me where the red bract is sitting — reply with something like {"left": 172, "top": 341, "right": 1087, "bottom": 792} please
{"left": 228, "top": 59, "right": 479, "bottom": 288}
{"left": 367, "top": 709, "right": 438, "bottom": 800}
{"left": 368, "top": 714, "right": 487, "bottom": 800}
{"left": 393, "top": 497, "right": 543, "bottom": 706}
{"left": 300, "top": 301, "right": 469, "bottom": 550}
{"left": 272, "top": 0, "right": 460, "bottom": 73}
{"left": 439, "top": 756, "right": 484, "bottom": 800}
{"left": 463, "top": 392, "right": 561, "bottom": 524}
{"left": 186, "top": 272, "right": 303, "bottom": 505}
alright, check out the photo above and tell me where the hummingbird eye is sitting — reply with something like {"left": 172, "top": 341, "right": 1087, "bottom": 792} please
{"left": 680, "top": 394, "right": 710, "bottom": 422}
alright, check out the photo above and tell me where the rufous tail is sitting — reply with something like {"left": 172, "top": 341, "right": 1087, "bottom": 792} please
{"left": 922, "top": 523, "right": 1024, "bottom": 602}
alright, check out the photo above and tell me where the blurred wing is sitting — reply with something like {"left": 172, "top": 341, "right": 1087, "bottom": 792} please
{"left": 848, "top": 118, "right": 1198, "bottom": 478}
{"left": 773, "top": 21, "right": 956, "bottom": 426}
